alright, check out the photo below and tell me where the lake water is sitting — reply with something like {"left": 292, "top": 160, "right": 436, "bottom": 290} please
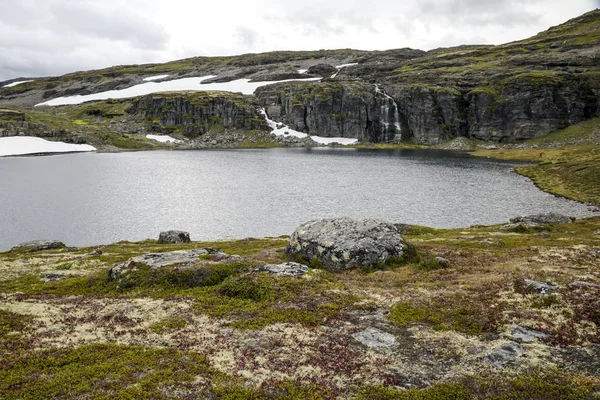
{"left": 0, "top": 148, "right": 593, "bottom": 251}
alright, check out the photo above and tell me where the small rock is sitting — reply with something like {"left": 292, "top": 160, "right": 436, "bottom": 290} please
{"left": 569, "top": 281, "right": 600, "bottom": 289}
{"left": 12, "top": 240, "right": 66, "bottom": 251}
{"left": 483, "top": 342, "right": 524, "bottom": 368}
{"left": 507, "top": 324, "right": 549, "bottom": 343}
{"left": 254, "top": 262, "right": 309, "bottom": 276}
{"left": 42, "top": 273, "right": 68, "bottom": 282}
{"left": 524, "top": 279, "right": 558, "bottom": 295}
{"left": 434, "top": 257, "right": 449, "bottom": 266}
{"left": 158, "top": 230, "right": 191, "bottom": 244}
{"left": 352, "top": 328, "right": 396, "bottom": 349}
{"left": 88, "top": 249, "right": 103, "bottom": 256}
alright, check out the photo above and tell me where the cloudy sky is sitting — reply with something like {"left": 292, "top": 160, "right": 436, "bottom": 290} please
{"left": 0, "top": 0, "right": 598, "bottom": 81}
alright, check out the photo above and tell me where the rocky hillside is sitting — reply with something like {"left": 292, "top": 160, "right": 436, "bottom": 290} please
{"left": 0, "top": 10, "right": 598, "bottom": 146}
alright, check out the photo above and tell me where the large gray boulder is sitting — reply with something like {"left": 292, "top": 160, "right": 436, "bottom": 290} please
{"left": 158, "top": 230, "right": 191, "bottom": 244}
{"left": 286, "top": 218, "right": 406, "bottom": 272}
{"left": 12, "top": 240, "right": 66, "bottom": 251}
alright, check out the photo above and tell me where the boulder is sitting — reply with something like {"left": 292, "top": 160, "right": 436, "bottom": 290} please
{"left": 109, "top": 248, "right": 227, "bottom": 279}
{"left": 158, "top": 230, "right": 191, "bottom": 244}
{"left": 510, "top": 213, "right": 573, "bottom": 225}
{"left": 12, "top": 240, "right": 66, "bottom": 251}
{"left": 254, "top": 262, "right": 309, "bottom": 276}
{"left": 286, "top": 218, "right": 406, "bottom": 272}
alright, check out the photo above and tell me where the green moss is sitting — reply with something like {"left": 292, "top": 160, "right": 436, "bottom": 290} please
{"left": 0, "top": 344, "right": 217, "bottom": 399}
{"left": 389, "top": 290, "right": 505, "bottom": 335}
{"left": 502, "top": 71, "right": 566, "bottom": 87}
{"left": 148, "top": 316, "right": 187, "bottom": 333}
{"left": 358, "top": 368, "right": 597, "bottom": 400}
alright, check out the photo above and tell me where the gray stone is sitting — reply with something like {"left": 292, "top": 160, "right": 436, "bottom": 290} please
{"left": 109, "top": 248, "right": 226, "bottom": 279}
{"left": 285, "top": 218, "right": 406, "bottom": 272}
{"left": 434, "top": 257, "right": 450, "bottom": 266}
{"left": 507, "top": 324, "right": 549, "bottom": 343}
{"left": 158, "top": 230, "right": 191, "bottom": 244}
{"left": 352, "top": 328, "right": 396, "bottom": 349}
{"left": 254, "top": 262, "right": 309, "bottom": 276}
{"left": 500, "top": 222, "right": 542, "bottom": 232}
{"left": 569, "top": 281, "right": 600, "bottom": 289}
{"left": 510, "top": 213, "right": 574, "bottom": 225}
{"left": 483, "top": 342, "right": 524, "bottom": 368}
{"left": 524, "top": 279, "right": 558, "bottom": 295}
{"left": 12, "top": 240, "right": 66, "bottom": 251}
{"left": 42, "top": 273, "right": 68, "bottom": 282}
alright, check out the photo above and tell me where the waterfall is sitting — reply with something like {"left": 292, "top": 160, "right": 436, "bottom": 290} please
{"left": 375, "top": 85, "right": 402, "bottom": 141}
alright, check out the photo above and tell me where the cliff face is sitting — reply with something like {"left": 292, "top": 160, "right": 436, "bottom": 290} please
{"left": 128, "top": 92, "right": 268, "bottom": 137}
{"left": 256, "top": 82, "right": 402, "bottom": 142}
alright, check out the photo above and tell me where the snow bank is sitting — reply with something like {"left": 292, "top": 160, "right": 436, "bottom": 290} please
{"left": 259, "top": 109, "right": 358, "bottom": 145}
{"left": 0, "top": 137, "right": 96, "bottom": 157}
{"left": 143, "top": 74, "right": 170, "bottom": 81}
{"left": 146, "top": 134, "right": 182, "bottom": 144}
{"left": 297, "top": 69, "right": 308, "bottom": 74}
{"left": 310, "top": 136, "right": 358, "bottom": 145}
{"left": 36, "top": 76, "right": 322, "bottom": 107}
{"left": 3, "top": 80, "right": 33, "bottom": 88}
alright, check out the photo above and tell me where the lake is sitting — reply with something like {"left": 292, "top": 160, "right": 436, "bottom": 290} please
{"left": 0, "top": 148, "right": 593, "bottom": 251}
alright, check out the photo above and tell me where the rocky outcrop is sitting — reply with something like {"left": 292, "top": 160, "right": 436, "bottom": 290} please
{"left": 128, "top": 92, "right": 268, "bottom": 137}
{"left": 306, "top": 64, "right": 338, "bottom": 77}
{"left": 286, "top": 218, "right": 406, "bottom": 272}
{"left": 108, "top": 248, "right": 239, "bottom": 279}
{"left": 256, "top": 82, "right": 402, "bottom": 142}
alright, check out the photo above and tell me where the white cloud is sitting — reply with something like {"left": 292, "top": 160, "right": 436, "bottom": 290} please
{"left": 0, "top": 0, "right": 597, "bottom": 81}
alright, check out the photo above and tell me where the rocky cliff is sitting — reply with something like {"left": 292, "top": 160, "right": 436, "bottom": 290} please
{"left": 255, "top": 82, "right": 402, "bottom": 142}
{"left": 128, "top": 91, "right": 268, "bottom": 137}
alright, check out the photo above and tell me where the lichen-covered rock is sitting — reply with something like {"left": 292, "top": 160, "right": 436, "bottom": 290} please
{"left": 483, "top": 342, "right": 524, "bottom": 368}
{"left": 510, "top": 213, "right": 574, "bottom": 225}
{"left": 254, "top": 262, "right": 309, "bottom": 276}
{"left": 109, "top": 248, "right": 227, "bottom": 279}
{"left": 352, "top": 328, "right": 396, "bottom": 349}
{"left": 506, "top": 325, "right": 549, "bottom": 343}
{"left": 306, "top": 63, "right": 338, "bottom": 76}
{"left": 12, "top": 240, "right": 66, "bottom": 251}
{"left": 285, "top": 218, "right": 406, "bottom": 272}
{"left": 158, "top": 230, "right": 191, "bottom": 244}
{"left": 524, "top": 279, "right": 558, "bottom": 296}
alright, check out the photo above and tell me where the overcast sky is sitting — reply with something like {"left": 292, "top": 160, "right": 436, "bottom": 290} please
{"left": 0, "top": 0, "right": 598, "bottom": 81}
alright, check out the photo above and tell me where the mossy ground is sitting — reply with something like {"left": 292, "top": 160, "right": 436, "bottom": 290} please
{"left": 1, "top": 217, "right": 599, "bottom": 398}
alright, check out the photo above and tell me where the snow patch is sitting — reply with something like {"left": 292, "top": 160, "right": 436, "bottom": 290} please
{"left": 3, "top": 80, "right": 33, "bottom": 88}
{"left": 297, "top": 69, "right": 308, "bottom": 74}
{"left": 331, "top": 63, "right": 358, "bottom": 79}
{"left": 0, "top": 137, "right": 96, "bottom": 157}
{"left": 335, "top": 63, "right": 358, "bottom": 69}
{"left": 146, "top": 134, "right": 182, "bottom": 144}
{"left": 310, "top": 136, "right": 358, "bottom": 145}
{"left": 259, "top": 109, "right": 357, "bottom": 145}
{"left": 143, "top": 74, "right": 169, "bottom": 81}
{"left": 36, "top": 76, "right": 322, "bottom": 107}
